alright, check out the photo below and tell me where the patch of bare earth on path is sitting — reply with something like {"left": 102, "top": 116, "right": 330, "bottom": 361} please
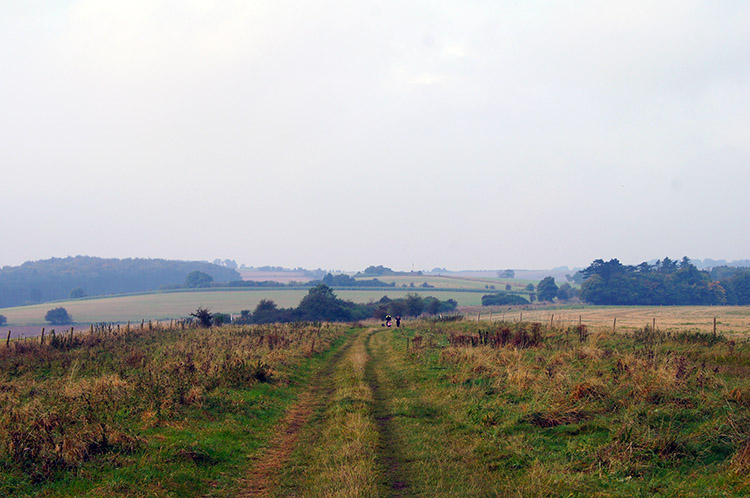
{"left": 236, "top": 390, "right": 316, "bottom": 497}
{"left": 235, "top": 338, "right": 351, "bottom": 497}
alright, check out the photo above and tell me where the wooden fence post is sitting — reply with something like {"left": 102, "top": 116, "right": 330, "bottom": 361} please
{"left": 713, "top": 317, "right": 717, "bottom": 337}
{"left": 6, "top": 330, "right": 10, "bottom": 347}
{"left": 652, "top": 318, "right": 656, "bottom": 330}
{"left": 612, "top": 317, "right": 617, "bottom": 333}
{"left": 41, "top": 328, "right": 46, "bottom": 345}
{"left": 550, "top": 314, "right": 554, "bottom": 328}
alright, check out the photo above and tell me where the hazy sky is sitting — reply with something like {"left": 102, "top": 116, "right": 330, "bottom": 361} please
{"left": 2, "top": 1, "right": 749, "bottom": 271}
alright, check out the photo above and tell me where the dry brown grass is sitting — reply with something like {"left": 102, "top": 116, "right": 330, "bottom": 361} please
{"left": 479, "top": 305, "right": 750, "bottom": 336}
{"left": 0, "top": 321, "right": 348, "bottom": 483}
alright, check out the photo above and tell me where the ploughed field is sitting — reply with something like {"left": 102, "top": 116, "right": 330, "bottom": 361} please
{"left": 2, "top": 318, "right": 750, "bottom": 496}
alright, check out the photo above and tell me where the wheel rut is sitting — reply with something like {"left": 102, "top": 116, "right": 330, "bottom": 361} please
{"left": 235, "top": 333, "right": 355, "bottom": 497}
{"left": 365, "top": 329, "right": 410, "bottom": 497}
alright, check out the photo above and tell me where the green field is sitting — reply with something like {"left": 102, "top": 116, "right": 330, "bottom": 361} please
{"left": 0, "top": 288, "right": 486, "bottom": 325}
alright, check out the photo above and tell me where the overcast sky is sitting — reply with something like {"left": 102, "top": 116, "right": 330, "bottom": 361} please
{"left": 2, "top": 1, "right": 749, "bottom": 271}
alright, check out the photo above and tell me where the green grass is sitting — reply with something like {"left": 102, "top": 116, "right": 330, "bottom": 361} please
{"left": 278, "top": 329, "right": 382, "bottom": 497}
{"left": 375, "top": 321, "right": 750, "bottom": 496}
{"left": 0, "top": 322, "right": 353, "bottom": 497}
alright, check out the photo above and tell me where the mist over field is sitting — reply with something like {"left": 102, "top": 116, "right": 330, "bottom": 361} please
{"left": 2, "top": 1, "right": 749, "bottom": 272}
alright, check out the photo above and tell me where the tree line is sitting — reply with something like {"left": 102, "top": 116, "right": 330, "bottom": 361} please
{"left": 579, "top": 257, "right": 750, "bottom": 305}
{"left": 0, "top": 257, "right": 241, "bottom": 308}
{"left": 231, "top": 284, "right": 458, "bottom": 325}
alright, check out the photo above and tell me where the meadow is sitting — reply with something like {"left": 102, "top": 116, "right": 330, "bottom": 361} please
{"left": 3, "top": 315, "right": 750, "bottom": 496}
{"left": 0, "top": 320, "right": 353, "bottom": 497}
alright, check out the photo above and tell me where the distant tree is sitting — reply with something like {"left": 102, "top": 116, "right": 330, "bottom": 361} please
{"left": 296, "top": 284, "right": 353, "bottom": 321}
{"left": 212, "top": 313, "right": 231, "bottom": 326}
{"left": 525, "top": 283, "right": 535, "bottom": 292}
{"left": 253, "top": 299, "right": 282, "bottom": 324}
{"left": 505, "top": 284, "right": 512, "bottom": 291}
{"left": 190, "top": 307, "right": 213, "bottom": 327}
{"left": 0, "top": 314, "right": 6, "bottom": 326}
{"left": 405, "top": 293, "right": 425, "bottom": 316}
{"left": 69, "top": 288, "right": 87, "bottom": 299}
{"left": 373, "top": 303, "right": 390, "bottom": 320}
{"left": 361, "top": 265, "right": 393, "bottom": 276}
{"left": 556, "top": 282, "right": 574, "bottom": 301}
{"left": 537, "top": 277, "right": 559, "bottom": 302}
{"left": 388, "top": 300, "right": 407, "bottom": 318}
{"left": 424, "top": 297, "right": 442, "bottom": 314}
{"left": 499, "top": 269, "right": 515, "bottom": 279}
{"left": 235, "top": 309, "right": 252, "bottom": 324}
{"left": 45, "top": 307, "right": 72, "bottom": 325}
{"left": 186, "top": 271, "right": 213, "bottom": 288}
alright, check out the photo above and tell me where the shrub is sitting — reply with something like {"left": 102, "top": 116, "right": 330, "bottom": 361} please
{"left": 189, "top": 307, "right": 213, "bottom": 327}
{"left": 45, "top": 307, "right": 72, "bottom": 325}
{"left": 481, "top": 293, "right": 530, "bottom": 306}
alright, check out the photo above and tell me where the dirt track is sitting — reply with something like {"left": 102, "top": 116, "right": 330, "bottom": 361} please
{"left": 236, "top": 328, "right": 411, "bottom": 497}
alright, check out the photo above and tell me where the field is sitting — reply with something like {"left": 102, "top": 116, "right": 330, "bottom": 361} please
{"left": 238, "top": 269, "right": 313, "bottom": 283}
{"left": 475, "top": 305, "right": 750, "bottom": 337}
{"left": 0, "top": 288, "right": 487, "bottom": 327}
{"left": 360, "top": 274, "right": 530, "bottom": 291}
{"left": 3, "top": 318, "right": 750, "bottom": 497}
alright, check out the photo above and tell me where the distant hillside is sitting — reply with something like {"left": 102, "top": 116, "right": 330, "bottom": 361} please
{"left": 0, "top": 256, "right": 240, "bottom": 308}
{"left": 427, "top": 267, "right": 580, "bottom": 282}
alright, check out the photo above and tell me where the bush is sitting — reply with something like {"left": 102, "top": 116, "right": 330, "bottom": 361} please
{"left": 189, "top": 307, "right": 213, "bottom": 327}
{"left": 185, "top": 271, "right": 213, "bottom": 288}
{"left": 481, "top": 293, "right": 530, "bottom": 306}
{"left": 69, "top": 288, "right": 87, "bottom": 299}
{"left": 45, "top": 307, "right": 72, "bottom": 325}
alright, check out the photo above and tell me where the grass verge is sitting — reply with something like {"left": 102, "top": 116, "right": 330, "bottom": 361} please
{"left": 381, "top": 320, "right": 750, "bottom": 497}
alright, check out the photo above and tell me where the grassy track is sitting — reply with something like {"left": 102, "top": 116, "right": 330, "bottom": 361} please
{"left": 366, "top": 328, "right": 503, "bottom": 497}
{"left": 274, "top": 328, "right": 383, "bottom": 497}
